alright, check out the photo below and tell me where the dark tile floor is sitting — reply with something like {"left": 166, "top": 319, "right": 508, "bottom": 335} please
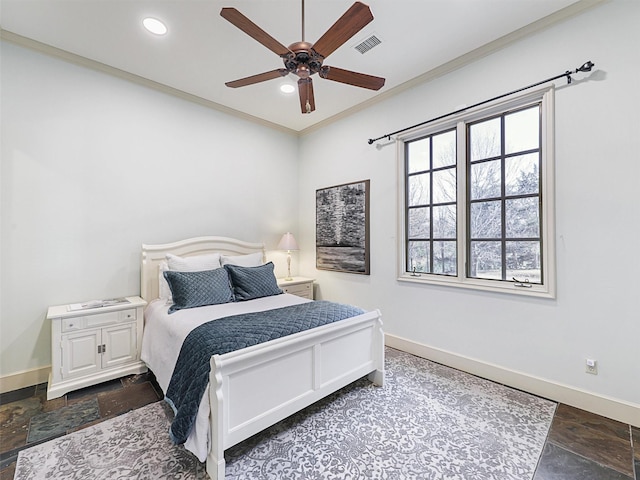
{"left": 534, "top": 403, "right": 638, "bottom": 480}
{"left": 0, "top": 373, "right": 637, "bottom": 480}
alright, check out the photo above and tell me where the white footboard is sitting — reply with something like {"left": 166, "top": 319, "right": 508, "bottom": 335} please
{"left": 206, "top": 310, "right": 384, "bottom": 479}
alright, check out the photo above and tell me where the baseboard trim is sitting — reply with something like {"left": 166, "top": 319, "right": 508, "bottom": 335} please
{"left": 386, "top": 334, "right": 640, "bottom": 428}
{"left": 0, "top": 366, "right": 51, "bottom": 394}
{"left": 3, "top": 339, "right": 637, "bottom": 428}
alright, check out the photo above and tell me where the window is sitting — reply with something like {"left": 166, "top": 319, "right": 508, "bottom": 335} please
{"left": 398, "top": 87, "right": 555, "bottom": 297}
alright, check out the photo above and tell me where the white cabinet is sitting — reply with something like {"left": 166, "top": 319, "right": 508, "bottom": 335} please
{"left": 47, "top": 296, "right": 147, "bottom": 400}
{"left": 61, "top": 323, "right": 137, "bottom": 377}
{"left": 278, "top": 277, "right": 314, "bottom": 299}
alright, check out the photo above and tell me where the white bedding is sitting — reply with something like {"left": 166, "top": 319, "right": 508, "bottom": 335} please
{"left": 141, "top": 293, "right": 311, "bottom": 461}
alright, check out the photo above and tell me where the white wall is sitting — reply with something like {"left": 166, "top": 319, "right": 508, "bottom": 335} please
{"left": 298, "top": 0, "right": 640, "bottom": 419}
{"left": 0, "top": 41, "right": 299, "bottom": 380}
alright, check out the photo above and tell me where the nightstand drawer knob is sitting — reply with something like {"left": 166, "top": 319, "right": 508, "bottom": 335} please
{"left": 119, "top": 310, "right": 137, "bottom": 321}
{"left": 62, "top": 318, "right": 83, "bottom": 331}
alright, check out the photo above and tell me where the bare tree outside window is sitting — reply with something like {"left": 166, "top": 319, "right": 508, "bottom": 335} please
{"left": 406, "top": 129, "right": 457, "bottom": 275}
{"left": 468, "top": 105, "right": 542, "bottom": 283}
{"left": 404, "top": 103, "right": 543, "bottom": 287}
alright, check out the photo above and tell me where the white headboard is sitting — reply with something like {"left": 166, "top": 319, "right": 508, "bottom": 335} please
{"left": 140, "top": 236, "right": 266, "bottom": 302}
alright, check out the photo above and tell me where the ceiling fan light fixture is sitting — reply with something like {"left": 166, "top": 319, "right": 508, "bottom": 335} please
{"left": 143, "top": 17, "right": 168, "bottom": 35}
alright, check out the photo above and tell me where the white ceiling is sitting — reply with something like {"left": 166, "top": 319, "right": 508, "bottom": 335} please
{"left": 1, "top": 0, "right": 589, "bottom": 132}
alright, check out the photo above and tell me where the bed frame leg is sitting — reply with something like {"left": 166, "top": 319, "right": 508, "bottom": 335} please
{"left": 206, "top": 454, "right": 225, "bottom": 480}
{"left": 368, "top": 311, "right": 385, "bottom": 387}
{"left": 368, "top": 369, "right": 384, "bottom": 386}
{"left": 208, "top": 356, "right": 226, "bottom": 480}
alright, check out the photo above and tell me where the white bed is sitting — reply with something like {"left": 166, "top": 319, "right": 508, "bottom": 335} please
{"left": 140, "top": 236, "right": 384, "bottom": 480}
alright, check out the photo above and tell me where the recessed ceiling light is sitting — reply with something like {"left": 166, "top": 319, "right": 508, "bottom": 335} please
{"left": 280, "top": 84, "right": 295, "bottom": 94}
{"left": 143, "top": 17, "right": 167, "bottom": 35}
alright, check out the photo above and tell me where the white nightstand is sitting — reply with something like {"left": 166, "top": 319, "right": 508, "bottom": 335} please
{"left": 46, "top": 296, "right": 147, "bottom": 400}
{"left": 278, "top": 277, "right": 315, "bottom": 299}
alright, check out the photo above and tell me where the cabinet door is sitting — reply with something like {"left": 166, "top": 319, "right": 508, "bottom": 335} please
{"left": 62, "top": 329, "right": 101, "bottom": 378}
{"left": 102, "top": 323, "right": 137, "bottom": 369}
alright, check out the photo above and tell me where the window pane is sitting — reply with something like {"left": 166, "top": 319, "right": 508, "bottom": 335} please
{"left": 407, "top": 138, "right": 430, "bottom": 173}
{"left": 408, "top": 173, "right": 430, "bottom": 206}
{"left": 470, "top": 200, "right": 501, "bottom": 238}
{"left": 505, "top": 153, "right": 539, "bottom": 195}
{"left": 506, "top": 197, "right": 539, "bottom": 238}
{"left": 506, "top": 241, "right": 541, "bottom": 283}
{"left": 469, "top": 241, "right": 502, "bottom": 279}
{"left": 470, "top": 160, "right": 500, "bottom": 200}
{"left": 433, "top": 241, "right": 457, "bottom": 275}
{"left": 432, "top": 168, "right": 456, "bottom": 203}
{"left": 408, "top": 207, "right": 430, "bottom": 238}
{"left": 408, "top": 241, "right": 429, "bottom": 273}
{"left": 432, "top": 130, "right": 456, "bottom": 168}
{"left": 432, "top": 205, "right": 456, "bottom": 239}
{"left": 505, "top": 106, "right": 539, "bottom": 154}
{"left": 470, "top": 117, "right": 500, "bottom": 161}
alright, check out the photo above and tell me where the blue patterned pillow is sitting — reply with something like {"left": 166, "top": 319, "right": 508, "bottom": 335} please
{"left": 164, "top": 268, "right": 234, "bottom": 314}
{"left": 224, "top": 262, "right": 283, "bottom": 301}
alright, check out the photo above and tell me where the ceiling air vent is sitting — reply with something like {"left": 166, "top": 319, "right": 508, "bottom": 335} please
{"left": 354, "top": 35, "right": 381, "bottom": 54}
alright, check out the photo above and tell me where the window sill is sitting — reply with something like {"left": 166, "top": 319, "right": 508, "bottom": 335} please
{"left": 397, "top": 273, "right": 556, "bottom": 299}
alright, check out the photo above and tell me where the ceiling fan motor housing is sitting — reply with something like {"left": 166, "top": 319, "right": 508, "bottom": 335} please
{"left": 284, "top": 42, "right": 324, "bottom": 78}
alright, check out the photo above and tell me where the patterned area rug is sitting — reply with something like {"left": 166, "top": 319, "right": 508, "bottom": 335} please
{"left": 14, "top": 401, "right": 206, "bottom": 480}
{"left": 15, "top": 349, "right": 556, "bottom": 479}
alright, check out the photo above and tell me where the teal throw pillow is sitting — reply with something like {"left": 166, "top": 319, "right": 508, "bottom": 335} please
{"left": 164, "top": 268, "right": 234, "bottom": 314}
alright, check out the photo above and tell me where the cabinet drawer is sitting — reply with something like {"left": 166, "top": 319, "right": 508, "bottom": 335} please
{"left": 282, "top": 283, "right": 312, "bottom": 299}
{"left": 86, "top": 309, "right": 136, "bottom": 328}
{"left": 61, "top": 309, "right": 137, "bottom": 332}
{"left": 62, "top": 317, "right": 83, "bottom": 332}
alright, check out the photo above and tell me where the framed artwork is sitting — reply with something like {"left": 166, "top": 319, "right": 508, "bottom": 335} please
{"left": 316, "top": 179, "right": 370, "bottom": 275}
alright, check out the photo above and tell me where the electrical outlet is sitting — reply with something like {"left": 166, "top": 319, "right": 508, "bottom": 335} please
{"left": 585, "top": 358, "right": 598, "bottom": 375}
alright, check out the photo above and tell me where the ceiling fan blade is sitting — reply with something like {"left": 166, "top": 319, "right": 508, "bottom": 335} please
{"left": 225, "top": 69, "right": 289, "bottom": 88}
{"left": 220, "top": 8, "right": 291, "bottom": 57}
{"left": 312, "top": 2, "right": 374, "bottom": 59}
{"left": 298, "top": 78, "right": 316, "bottom": 114}
{"left": 320, "top": 66, "right": 385, "bottom": 90}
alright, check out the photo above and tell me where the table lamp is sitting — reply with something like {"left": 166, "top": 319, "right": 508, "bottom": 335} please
{"left": 277, "top": 232, "right": 299, "bottom": 281}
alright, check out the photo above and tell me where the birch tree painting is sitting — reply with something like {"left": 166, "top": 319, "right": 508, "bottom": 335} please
{"left": 316, "top": 180, "right": 370, "bottom": 274}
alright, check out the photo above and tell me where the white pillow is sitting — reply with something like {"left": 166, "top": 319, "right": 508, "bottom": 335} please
{"left": 220, "top": 252, "right": 263, "bottom": 267}
{"left": 166, "top": 252, "right": 221, "bottom": 271}
{"left": 159, "top": 253, "right": 222, "bottom": 303}
{"left": 158, "top": 261, "right": 172, "bottom": 303}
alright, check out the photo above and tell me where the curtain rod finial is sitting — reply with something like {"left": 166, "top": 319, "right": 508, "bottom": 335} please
{"left": 577, "top": 60, "right": 595, "bottom": 72}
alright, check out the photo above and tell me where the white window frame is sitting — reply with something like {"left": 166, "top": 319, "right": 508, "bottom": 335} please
{"left": 397, "top": 86, "right": 556, "bottom": 298}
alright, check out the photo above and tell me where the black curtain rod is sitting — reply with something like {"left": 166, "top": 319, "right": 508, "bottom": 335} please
{"left": 367, "top": 60, "right": 595, "bottom": 145}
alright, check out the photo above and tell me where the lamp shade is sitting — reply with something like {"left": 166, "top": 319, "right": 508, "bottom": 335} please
{"left": 277, "top": 232, "right": 299, "bottom": 251}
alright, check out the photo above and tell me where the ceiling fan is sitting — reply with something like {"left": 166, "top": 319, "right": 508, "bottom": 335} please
{"left": 220, "top": 1, "right": 385, "bottom": 114}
